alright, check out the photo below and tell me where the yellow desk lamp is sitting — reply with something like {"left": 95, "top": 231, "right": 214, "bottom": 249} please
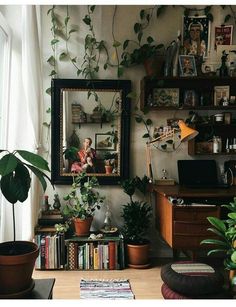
{"left": 146, "top": 120, "right": 198, "bottom": 182}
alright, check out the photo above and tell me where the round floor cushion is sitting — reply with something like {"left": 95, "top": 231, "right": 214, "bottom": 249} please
{"left": 161, "top": 261, "right": 224, "bottom": 296}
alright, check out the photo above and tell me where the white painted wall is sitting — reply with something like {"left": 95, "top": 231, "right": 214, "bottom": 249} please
{"left": 2, "top": 4, "right": 236, "bottom": 256}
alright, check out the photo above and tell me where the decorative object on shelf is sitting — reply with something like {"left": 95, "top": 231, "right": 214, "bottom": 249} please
{"left": 71, "top": 102, "right": 87, "bottom": 124}
{"left": 219, "top": 50, "right": 229, "bottom": 77}
{"left": 0, "top": 150, "right": 50, "bottom": 298}
{"left": 90, "top": 106, "right": 103, "bottom": 123}
{"left": 146, "top": 120, "right": 198, "bottom": 182}
{"left": 214, "top": 85, "right": 230, "bottom": 106}
{"left": 152, "top": 88, "right": 179, "bottom": 107}
{"left": 214, "top": 25, "right": 233, "bottom": 50}
{"left": 183, "top": 90, "right": 198, "bottom": 107}
{"left": 179, "top": 55, "right": 197, "bottom": 77}
{"left": 103, "top": 152, "right": 118, "bottom": 174}
{"left": 62, "top": 172, "right": 105, "bottom": 236}
{"left": 183, "top": 15, "right": 210, "bottom": 58}
{"left": 53, "top": 193, "right": 61, "bottom": 210}
{"left": 121, "top": 175, "right": 152, "bottom": 269}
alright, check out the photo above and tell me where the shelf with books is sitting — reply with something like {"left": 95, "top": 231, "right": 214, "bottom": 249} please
{"left": 65, "top": 233, "right": 125, "bottom": 270}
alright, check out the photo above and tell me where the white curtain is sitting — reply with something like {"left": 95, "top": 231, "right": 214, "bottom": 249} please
{"left": 0, "top": 5, "right": 43, "bottom": 242}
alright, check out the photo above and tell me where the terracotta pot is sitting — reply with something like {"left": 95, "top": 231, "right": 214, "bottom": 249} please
{"left": 105, "top": 165, "right": 113, "bottom": 174}
{"left": 74, "top": 217, "right": 93, "bottom": 236}
{"left": 143, "top": 55, "right": 165, "bottom": 77}
{"left": 0, "top": 241, "right": 39, "bottom": 298}
{"left": 126, "top": 243, "right": 150, "bottom": 268}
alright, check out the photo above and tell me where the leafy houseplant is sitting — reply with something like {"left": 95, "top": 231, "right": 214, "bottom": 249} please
{"left": 201, "top": 198, "right": 236, "bottom": 287}
{"left": 121, "top": 175, "right": 152, "bottom": 268}
{"left": 62, "top": 171, "right": 104, "bottom": 236}
{"left": 0, "top": 149, "right": 50, "bottom": 298}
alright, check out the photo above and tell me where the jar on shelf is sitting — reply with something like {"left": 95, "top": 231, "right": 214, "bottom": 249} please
{"left": 213, "top": 136, "right": 222, "bottom": 153}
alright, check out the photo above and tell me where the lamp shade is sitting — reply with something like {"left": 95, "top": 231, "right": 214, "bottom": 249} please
{"left": 178, "top": 120, "right": 198, "bottom": 142}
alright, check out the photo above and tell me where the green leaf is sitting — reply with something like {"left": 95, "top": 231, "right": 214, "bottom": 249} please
{"left": 147, "top": 36, "right": 154, "bottom": 44}
{"left": 0, "top": 164, "right": 31, "bottom": 204}
{"left": 51, "top": 38, "right": 59, "bottom": 45}
{"left": 83, "top": 15, "right": 91, "bottom": 25}
{"left": 204, "top": 6, "right": 212, "bottom": 15}
{"left": 135, "top": 116, "right": 142, "bottom": 123}
{"left": 47, "top": 55, "right": 56, "bottom": 66}
{"left": 200, "top": 238, "right": 229, "bottom": 247}
{"left": 224, "top": 14, "right": 231, "bottom": 23}
{"left": 206, "top": 13, "right": 213, "bottom": 22}
{"left": 46, "top": 107, "right": 51, "bottom": 113}
{"left": 49, "top": 70, "right": 57, "bottom": 76}
{"left": 207, "top": 216, "right": 226, "bottom": 233}
{"left": 69, "top": 29, "right": 77, "bottom": 35}
{"left": 46, "top": 87, "right": 51, "bottom": 95}
{"left": 207, "top": 248, "right": 228, "bottom": 256}
{"left": 161, "top": 144, "right": 167, "bottom": 150}
{"left": 0, "top": 153, "right": 18, "bottom": 176}
{"left": 117, "top": 66, "right": 124, "bottom": 78}
{"left": 17, "top": 150, "right": 50, "bottom": 172}
{"left": 166, "top": 140, "right": 173, "bottom": 144}
{"left": 123, "top": 40, "right": 129, "bottom": 50}
{"left": 126, "top": 91, "right": 137, "bottom": 100}
{"left": 59, "top": 52, "right": 68, "bottom": 61}
{"left": 134, "top": 23, "right": 141, "bottom": 34}
{"left": 113, "top": 40, "right": 121, "bottom": 48}
{"left": 146, "top": 118, "right": 152, "bottom": 125}
{"left": 65, "top": 16, "right": 70, "bottom": 25}
{"left": 228, "top": 212, "right": 236, "bottom": 219}
{"left": 27, "top": 165, "right": 47, "bottom": 192}
{"left": 77, "top": 69, "right": 82, "bottom": 76}
{"left": 71, "top": 57, "right": 77, "bottom": 63}
{"left": 156, "top": 6, "right": 165, "bottom": 17}
{"left": 142, "top": 133, "right": 150, "bottom": 138}
{"left": 140, "top": 9, "right": 145, "bottom": 20}
{"left": 90, "top": 5, "right": 95, "bottom": 13}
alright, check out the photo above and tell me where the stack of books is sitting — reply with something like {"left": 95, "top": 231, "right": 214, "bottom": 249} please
{"left": 38, "top": 209, "right": 64, "bottom": 226}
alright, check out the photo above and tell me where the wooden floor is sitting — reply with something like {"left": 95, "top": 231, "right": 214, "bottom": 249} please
{"left": 32, "top": 258, "right": 169, "bottom": 299}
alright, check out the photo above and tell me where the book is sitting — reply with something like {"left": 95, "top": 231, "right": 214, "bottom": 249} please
{"left": 93, "top": 247, "right": 99, "bottom": 269}
{"left": 108, "top": 241, "right": 116, "bottom": 270}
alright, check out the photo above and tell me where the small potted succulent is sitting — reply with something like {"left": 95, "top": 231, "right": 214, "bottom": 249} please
{"left": 62, "top": 172, "right": 105, "bottom": 236}
{"left": 121, "top": 175, "right": 152, "bottom": 268}
{"left": 0, "top": 149, "right": 50, "bottom": 298}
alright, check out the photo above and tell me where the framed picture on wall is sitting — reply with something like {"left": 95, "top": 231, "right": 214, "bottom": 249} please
{"left": 179, "top": 55, "right": 197, "bottom": 77}
{"left": 183, "top": 90, "right": 198, "bottom": 107}
{"left": 95, "top": 133, "right": 116, "bottom": 151}
{"left": 215, "top": 25, "right": 233, "bottom": 50}
{"left": 152, "top": 88, "right": 179, "bottom": 107}
{"left": 183, "top": 15, "right": 210, "bottom": 58}
{"left": 214, "top": 85, "right": 230, "bottom": 106}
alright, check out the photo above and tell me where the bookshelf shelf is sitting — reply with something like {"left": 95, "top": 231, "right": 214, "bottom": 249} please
{"left": 65, "top": 233, "right": 125, "bottom": 270}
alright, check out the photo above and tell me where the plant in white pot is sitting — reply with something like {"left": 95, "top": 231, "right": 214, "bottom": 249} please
{"left": 62, "top": 171, "right": 105, "bottom": 236}
{"left": 121, "top": 175, "right": 152, "bottom": 268}
{"left": 0, "top": 149, "right": 50, "bottom": 298}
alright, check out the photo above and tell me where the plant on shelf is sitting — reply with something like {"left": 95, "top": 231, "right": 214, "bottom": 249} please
{"left": 0, "top": 149, "right": 51, "bottom": 298}
{"left": 103, "top": 152, "right": 118, "bottom": 174}
{"left": 62, "top": 171, "right": 105, "bottom": 236}
{"left": 201, "top": 197, "right": 236, "bottom": 289}
{"left": 121, "top": 175, "right": 152, "bottom": 268}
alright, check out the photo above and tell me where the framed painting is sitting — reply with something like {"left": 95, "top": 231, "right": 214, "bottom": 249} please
{"left": 215, "top": 25, "right": 233, "bottom": 50}
{"left": 183, "top": 15, "right": 210, "bottom": 58}
{"left": 95, "top": 133, "right": 116, "bottom": 151}
{"left": 179, "top": 55, "right": 197, "bottom": 77}
{"left": 214, "top": 85, "right": 230, "bottom": 106}
{"left": 152, "top": 88, "right": 179, "bottom": 107}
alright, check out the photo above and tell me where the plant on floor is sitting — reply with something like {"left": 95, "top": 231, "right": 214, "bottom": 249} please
{"left": 200, "top": 197, "right": 236, "bottom": 272}
{"left": 121, "top": 175, "right": 152, "bottom": 244}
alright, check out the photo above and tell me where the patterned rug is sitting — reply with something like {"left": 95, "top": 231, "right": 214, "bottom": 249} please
{"left": 80, "top": 278, "right": 135, "bottom": 299}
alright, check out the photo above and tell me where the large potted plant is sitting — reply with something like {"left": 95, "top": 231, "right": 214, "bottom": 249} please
{"left": 201, "top": 197, "right": 236, "bottom": 290}
{"left": 121, "top": 175, "right": 152, "bottom": 268}
{"left": 121, "top": 36, "right": 165, "bottom": 77}
{"left": 62, "top": 172, "right": 104, "bottom": 236}
{"left": 0, "top": 149, "right": 50, "bottom": 298}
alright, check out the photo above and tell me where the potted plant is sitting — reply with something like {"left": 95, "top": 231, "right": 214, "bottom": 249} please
{"left": 121, "top": 36, "right": 165, "bottom": 76}
{"left": 0, "top": 149, "right": 50, "bottom": 298}
{"left": 62, "top": 171, "right": 105, "bottom": 236}
{"left": 121, "top": 175, "right": 152, "bottom": 268}
{"left": 103, "top": 152, "right": 117, "bottom": 174}
{"left": 201, "top": 197, "right": 236, "bottom": 290}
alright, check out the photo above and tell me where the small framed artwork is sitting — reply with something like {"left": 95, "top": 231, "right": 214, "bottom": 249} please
{"left": 152, "top": 88, "right": 179, "bottom": 107}
{"left": 214, "top": 85, "right": 230, "bottom": 106}
{"left": 224, "top": 112, "right": 232, "bottom": 125}
{"left": 183, "top": 15, "right": 210, "bottom": 58}
{"left": 179, "top": 55, "right": 197, "bottom": 77}
{"left": 215, "top": 25, "right": 233, "bottom": 50}
{"left": 95, "top": 133, "right": 116, "bottom": 151}
{"left": 183, "top": 90, "right": 198, "bottom": 107}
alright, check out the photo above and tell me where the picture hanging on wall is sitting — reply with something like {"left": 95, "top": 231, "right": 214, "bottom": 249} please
{"left": 179, "top": 55, "right": 197, "bottom": 77}
{"left": 183, "top": 15, "right": 210, "bottom": 58}
{"left": 215, "top": 25, "right": 233, "bottom": 50}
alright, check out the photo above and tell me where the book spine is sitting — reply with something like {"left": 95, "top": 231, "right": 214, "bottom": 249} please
{"left": 93, "top": 246, "right": 99, "bottom": 269}
{"left": 40, "top": 235, "right": 46, "bottom": 269}
{"left": 108, "top": 241, "right": 116, "bottom": 270}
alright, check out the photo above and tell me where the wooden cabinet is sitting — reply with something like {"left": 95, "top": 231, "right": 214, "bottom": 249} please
{"left": 153, "top": 185, "right": 236, "bottom": 258}
{"left": 141, "top": 76, "right": 236, "bottom": 155}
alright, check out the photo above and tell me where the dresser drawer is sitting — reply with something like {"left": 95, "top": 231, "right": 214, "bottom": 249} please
{"left": 173, "top": 221, "right": 211, "bottom": 235}
{"left": 173, "top": 206, "right": 220, "bottom": 221}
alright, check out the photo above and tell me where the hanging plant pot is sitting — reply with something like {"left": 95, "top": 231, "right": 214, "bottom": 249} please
{"left": 143, "top": 55, "right": 165, "bottom": 77}
{"left": 74, "top": 217, "right": 93, "bottom": 236}
{"left": 126, "top": 242, "right": 150, "bottom": 269}
{"left": 0, "top": 241, "right": 39, "bottom": 298}
{"left": 105, "top": 165, "right": 113, "bottom": 174}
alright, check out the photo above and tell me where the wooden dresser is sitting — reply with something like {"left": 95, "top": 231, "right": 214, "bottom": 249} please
{"left": 153, "top": 185, "right": 236, "bottom": 258}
